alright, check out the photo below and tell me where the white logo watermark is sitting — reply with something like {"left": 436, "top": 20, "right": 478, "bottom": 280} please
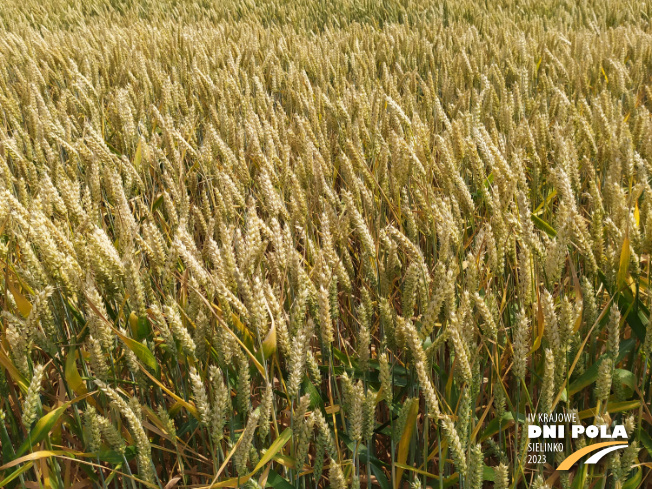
{"left": 526, "top": 412, "right": 628, "bottom": 469}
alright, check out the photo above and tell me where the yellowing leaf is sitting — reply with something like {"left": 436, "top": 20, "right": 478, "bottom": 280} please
{"left": 568, "top": 260, "right": 584, "bottom": 333}
{"left": 257, "top": 464, "right": 271, "bottom": 489}
{"left": 0, "top": 450, "right": 69, "bottom": 471}
{"left": 617, "top": 235, "right": 630, "bottom": 291}
{"left": 231, "top": 312, "right": 255, "bottom": 350}
{"left": 578, "top": 400, "right": 641, "bottom": 420}
{"left": 8, "top": 279, "right": 32, "bottom": 317}
{"left": 65, "top": 348, "right": 88, "bottom": 398}
{"left": 0, "top": 348, "right": 28, "bottom": 394}
{"left": 133, "top": 139, "right": 143, "bottom": 169}
{"left": 635, "top": 201, "right": 640, "bottom": 228}
{"left": 395, "top": 399, "right": 418, "bottom": 489}
{"left": 209, "top": 304, "right": 265, "bottom": 377}
{"left": 168, "top": 401, "right": 184, "bottom": 417}
{"left": 262, "top": 320, "right": 277, "bottom": 359}
{"left": 129, "top": 311, "right": 139, "bottom": 332}
{"left": 253, "top": 428, "right": 292, "bottom": 473}
{"left": 573, "top": 308, "right": 583, "bottom": 333}
{"left": 530, "top": 294, "right": 545, "bottom": 354}
{"left": 139, "top": 366, "right": 199, "bottom": 420}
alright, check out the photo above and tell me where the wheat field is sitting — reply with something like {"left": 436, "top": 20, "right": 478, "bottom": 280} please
{"left": 1, "top": 0, "right": 652, "bottom": 488}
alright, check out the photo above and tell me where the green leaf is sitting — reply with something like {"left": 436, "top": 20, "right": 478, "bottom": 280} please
{"left": 341, "top": 434, "right": 388, "bottom": 469}
{"left": 480, "top": 412, "right": 525, "bottom": 441}
{"left": 622, "top": 466, "right": 642, "bottom": 489}
{"left": 331, "top": 346, "right": 350, "bottom": 366}
{"left": 531, "top": 214, "right": 557, "bottom": 238}
{"left": 568, "top": 341, "right": 635, "bottom": 396}
{"left": 0, "top": 461, "right": 33, "bottom": 487}
{"left": 560, "top": 388, "right": 568, "bottom": 403}
{"left": 614, "top": 369, "right": 636, "bottom": 391}
{"left": 598, "top": 270, "right": 613, "bottom": 296}
{"left": 393, "top": 463, "right": 460, "bottom": 488}
{"left": 0, "top": 423, "right": 16, "bottom": 466}
{"left": 301, "top": 376, "right": 324, "bottom": 410}
{"left": 266, "top": 471, "right": 293, "bottom": 489}
{"left": 637, "top": 429, "right": 652, "bottom": 460}
{"left": 151, "top": 194, "right": 164, "bottom": 212}
{"left": 129, "top": 313, "right": 151, "bottom": 341}
{"left": 568, "top": 359, "right": 603, "bottom": 396}
{"left": 371, "top": 462, "right": 391, "bottom": 489}
{"left": 617, "top": 289, "right": 647, "bottom": 342}
{"left": 97, "top": 446, "right": 137, "bottom": 464}
{"left": 116, "top": 329, "right": 160, "bottom": 376}
{"left": 16, "top": 404, "right": 68, "bottom": 457}
{"left": 571, "top": 464, "right": 587, "bottom": 489}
